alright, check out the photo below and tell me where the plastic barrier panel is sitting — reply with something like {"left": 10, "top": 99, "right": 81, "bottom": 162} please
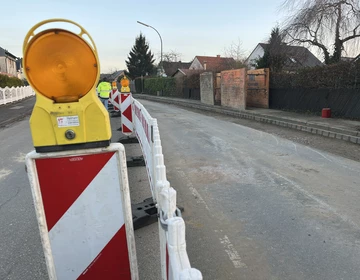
{"left": 132, "top": 98, "right": 156, "bottom": 199}
{"left": 26, "top": 143, "right": 138, "bottom": 280}
{"left": 131, "top": 97, "right": 202, "bottom": 280}
{"left": 121, "top": 93, "right": 134, "bottom": 135}
{"left": 110, "top": 89, "right": 120, "bottom": 112}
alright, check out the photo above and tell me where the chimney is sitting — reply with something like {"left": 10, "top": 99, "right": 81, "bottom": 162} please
{"left": 217, "top": 55, "right": 220, "bottom": 58}
{"left": 204, "top": 60, "right": 207, "bottom": 70}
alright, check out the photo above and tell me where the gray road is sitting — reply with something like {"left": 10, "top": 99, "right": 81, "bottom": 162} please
{"left": 1, "top": 100, "right": 360, "bottom": 280}
{"left": 0, "top": 120, "right": 48, "bottom": 279}
{"left": 140, "top": 100, "right": 360, "bottom": 280}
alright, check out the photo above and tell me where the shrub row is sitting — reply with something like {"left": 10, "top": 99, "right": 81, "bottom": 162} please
{"left": 0, "top": 74, "right": 25, "bottom": 88}
{"left": 144, "top": 77, "right": 176, "bottom": 96}
{"left": 270, "top": 61, "right": 360, "bottom": 89}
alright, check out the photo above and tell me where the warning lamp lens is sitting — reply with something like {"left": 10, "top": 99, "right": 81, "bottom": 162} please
{"left": 25, "top": 29, "right": 98, "bottom": 102}
{"left": 121, "top": 77, "right": 129, "bottom": 87}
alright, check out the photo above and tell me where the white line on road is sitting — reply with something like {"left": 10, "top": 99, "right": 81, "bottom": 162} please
{"left": 292, "top": 143, "right": 298, "bottom": 154}
{"left": 271, "top": 171, "right": 360, "bottom": 231}
{"left": 12, "top": 152, "right": 27, "bottom": 163}
{"left": 306, "top": 146, "right": 333, "bottom": 162}
{"left": 10, "top": 106, "right": 24, "bottom": 110}
{"left": 0, "top": 169, "right": 12, "bottom": 181}
{"left": 219, "top": 235, "right": 247, "bottom": 269}
{"left": 177, "top": 169, "right": 247, "bottom": 269}
{"left": 271, "top": 135, "right": 279, "bottom": 145}
{"left": 177, "top": 170, "right": 210, "bottom": 211}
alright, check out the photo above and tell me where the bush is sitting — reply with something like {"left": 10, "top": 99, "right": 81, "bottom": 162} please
{"left": 270, "top": 61, "right": 360, "bottom": 89}
{"left": 0, "top": 74, "right": 25, "bottom": 88}
{"left": 144, "top": 77, "right": 176, "bottom": 96}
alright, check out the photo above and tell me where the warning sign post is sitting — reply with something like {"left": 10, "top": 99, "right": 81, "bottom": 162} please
{"left": 26, "top": 144, "right": 138, "bottom": 279}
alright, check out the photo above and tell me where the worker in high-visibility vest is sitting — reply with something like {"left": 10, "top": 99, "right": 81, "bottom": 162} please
{"left": 97, "top": 78, "right": 112, "bottom": 110}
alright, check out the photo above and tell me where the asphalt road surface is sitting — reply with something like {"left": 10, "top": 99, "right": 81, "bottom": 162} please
{"left": 142, "top": 100, "right": 360, "bottom": 280}
{"left": 1, "top": 100, "right": 360, "bottom": 280}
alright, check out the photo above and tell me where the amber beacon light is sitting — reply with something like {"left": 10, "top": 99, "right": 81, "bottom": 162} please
{"left": 23, "top": 19, "right": 111, "bottom": 152}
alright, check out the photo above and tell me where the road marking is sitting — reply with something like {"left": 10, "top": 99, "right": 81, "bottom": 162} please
{"left": 12, "top": 152, "right": 27, "bottom": 163}
{"left": 271, "top": 135, "right": 279, "bottom": 145}
{"left": 178, "top": 168, "right": 247, "bottom": 269}
{"left": 292, "top": 143, "right": 298, "bottom": 154}
{"left": 0, "top": 169, "right": 12, "bottom": 181}
{"left": 219, "top": 235, "right": 246, "bottom": 269}
{"left": 306, "top": 146, "right": 333, "bottom": 162}
{"left": 10, "top": 106, "right": 24, "bottom": 110}
{"left": 271, "top": 171, "right": 360, "bottom": 231}
{"left": 306, "top": 146, "right": 359, "bottom": 172}
{"left": 177, "top": 169, "right": 210, "bottom": 211}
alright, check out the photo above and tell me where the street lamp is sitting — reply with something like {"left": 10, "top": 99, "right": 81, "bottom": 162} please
{"left": 137, "top": 21, "right": 163, "bottom": 75}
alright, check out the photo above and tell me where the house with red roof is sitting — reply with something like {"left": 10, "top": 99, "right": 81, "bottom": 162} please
{"left": 189, "top": 55, "right": 236, "bottom": 72}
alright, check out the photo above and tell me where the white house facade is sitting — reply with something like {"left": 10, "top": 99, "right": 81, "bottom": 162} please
{"left": 245, "top": 44, "right": 265, "bottom": 69}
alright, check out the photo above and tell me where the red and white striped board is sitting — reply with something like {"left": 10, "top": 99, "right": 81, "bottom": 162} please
{"left": 110, "top": 89, "right": 120, "bottom": 112}
{"left": 25, "top": 143, "right": 138, "bottom": 280}
{"left": 120, "top": 93, "right": 133, "bottom": 135}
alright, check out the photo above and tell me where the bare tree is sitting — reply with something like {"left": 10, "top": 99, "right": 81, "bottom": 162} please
{"left": 161, "top": 50, "right": 182, "bottom": 62}
{"left": 282, "top": 0, "right": 360, "bottom": 64}
{"left": 223, "top": 38, "right": 247, "bottom": 68}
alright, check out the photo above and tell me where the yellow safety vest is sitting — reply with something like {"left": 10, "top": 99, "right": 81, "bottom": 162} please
{"left": 97, "top": 82, "right": 112, "bottom": 98}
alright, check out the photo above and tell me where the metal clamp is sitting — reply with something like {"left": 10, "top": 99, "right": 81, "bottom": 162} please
{"left": 159, "top": 207, "right": 182, "bottom": 231}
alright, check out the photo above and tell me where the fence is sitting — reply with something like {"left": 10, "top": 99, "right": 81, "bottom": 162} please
{"left": 0, "top": 86, "right": 35, "bottom": 105}
{"left": 269, "top": 88, "right": 360, "bottom": 119}
{"left": 132, "top": 97, "right": 202, "bottom": 280}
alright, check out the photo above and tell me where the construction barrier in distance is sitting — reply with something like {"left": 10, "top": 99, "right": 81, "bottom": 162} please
{"left": 132, "top": 97, "right": 203, "bottom": 280}
{"left": 110, "top": 88, "right": 120, "bottom": 112}
{"left": 121, "top": 92, "right": 134, "bottom": 135}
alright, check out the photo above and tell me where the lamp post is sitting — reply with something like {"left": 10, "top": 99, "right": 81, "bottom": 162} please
{"left": 137, "top": 21, "right": 163, "bottom": 75}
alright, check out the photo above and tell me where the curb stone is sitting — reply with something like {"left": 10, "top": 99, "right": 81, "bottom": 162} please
{"left": 133, "top": 94, "right": 360, "bottom": 146}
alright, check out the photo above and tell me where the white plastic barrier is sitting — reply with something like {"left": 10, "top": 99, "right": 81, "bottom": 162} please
{"left": 0, "top": 85, "right": 35, "bottom": 105}
{"left": 132, "top": 97, "right": 202, "bottom": 280}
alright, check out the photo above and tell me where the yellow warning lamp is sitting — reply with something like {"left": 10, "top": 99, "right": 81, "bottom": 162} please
{"left": 120, "top": 76, "right": 130, "bottom": 93}
{"left": 112, "top": 81, "right": 117, "bottom": 89}
{"left": 23, "top": 19, "right": 111, "bottom": 152}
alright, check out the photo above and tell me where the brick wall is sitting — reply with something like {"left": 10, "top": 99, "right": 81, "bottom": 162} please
{"left": 246, "top": 68, "right": 269, "bottom": 108}
{"left": 220, "top": 69, "right": 247, "bottom": 110}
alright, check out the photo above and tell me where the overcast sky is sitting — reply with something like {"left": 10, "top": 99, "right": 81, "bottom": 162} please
{"left": 1, "top": 0, "right": 289, "bottom": 73}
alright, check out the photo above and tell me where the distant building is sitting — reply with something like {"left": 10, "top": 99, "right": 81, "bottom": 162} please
{"left": 245, "top": 43, "right": 323, "bottom": 71}
{"left": 0, "top": 46, "right": 18, "bottom": 77}
{"left": 189, "top": 55, "right": 236, "bottom": 72}
{"left": 15, "top": 57, "right": 25, "bottom": 80}
{"left": 171, "top": 68, "right": 206, "bottom": 79}
{"left": 100, "top": 70, "right": 126, "bottom": 82}
{"left": 162, "top": 61, "right": 191, "bottom": 77}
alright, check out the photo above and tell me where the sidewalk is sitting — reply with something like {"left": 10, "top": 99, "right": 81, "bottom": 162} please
{"left": 133, "top": 94, "right": 360, "bottom": 145}
{"left": 0, "top": 97, "right": 35, "bottom": 128}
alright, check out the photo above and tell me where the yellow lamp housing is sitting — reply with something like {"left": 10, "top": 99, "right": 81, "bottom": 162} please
{"left": 23, "top": 19, "right": 111, "bottom": 152}
{"left": 120, "top": 76, "right": 130, "bottom": 93}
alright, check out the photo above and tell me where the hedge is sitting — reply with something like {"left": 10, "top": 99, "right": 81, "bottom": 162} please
{"left": 270, "top": 61, "right": 360, "bottom": 89}
{"left": 0, "top": 74, "right": 25, "bottom": 88}
{"left": 144, "top": 77, "right": 176, "bottom": 96}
